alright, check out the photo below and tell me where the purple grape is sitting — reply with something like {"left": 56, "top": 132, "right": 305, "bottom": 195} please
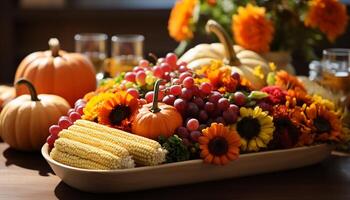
{"left": 190, "top": 131, "right": 201, "bottom": 142}
{"left": 177, "top": 127, "right": 189, "bottom": 138}
{"left": 198, "top": 110, "right": 209, "bottom": 123}
{"left": 181, "top": 88, "right": 193, "bottom": 100}
{"left": 186, "top": 102, "right": 199, "bottom": 117}
{"left": 204, "top": 102, "right": 215, "bottom": 113}
{"left": 217, "top": 98, "right": 230, "bottom": 111}
{"left": 192, "top": 97, "right": 204, "bottom": 108}
{"left": 174, "top": 98, "right": 187, "bottom": 113}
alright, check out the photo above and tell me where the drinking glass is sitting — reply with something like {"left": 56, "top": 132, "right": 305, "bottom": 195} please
{"left": 110, "top": 34, "right": 144, "bottom": 76}
{"left": 74, "top": 33, "right": 108, "bottom": 80}
{"left": 319, "top": 48, "right": 350, "bottom": 93}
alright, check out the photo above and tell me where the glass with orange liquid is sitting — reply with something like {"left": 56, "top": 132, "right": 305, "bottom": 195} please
{"left": 109, "top": 34, "right": 144, "bottom": 76}
{"left": 319, "top": 49, "right": 350, "bottom": 94}
{"left": 75, "top": 33, "right": 108, "bottom": 80}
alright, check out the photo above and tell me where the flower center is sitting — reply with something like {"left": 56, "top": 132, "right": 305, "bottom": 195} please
{"left": 236, "top": 117, "right": 261, "bottom": 140}
{"left": 275, "top": 118, "right": 299, "bottom": 148}
{"left": 314, "top": 116, "right": 331, "bottom": 133}
{"left": 109, "top": 105, "right": 131, "bottom": 125}
{"left": 208, "top": 137, "right": 229, "bottom": 156}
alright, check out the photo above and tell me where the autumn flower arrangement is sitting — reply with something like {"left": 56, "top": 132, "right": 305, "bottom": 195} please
{"left": 168, "top": 0, "right": 348, "bottom": 59}
{"left": 66, "top": 53, "right": 349, "bottom": 166}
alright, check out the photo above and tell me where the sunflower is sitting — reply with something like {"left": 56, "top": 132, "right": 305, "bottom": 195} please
{"left": 305, "top": 0, "right": 348, "bottom": 41}
{"left": 285, "top": 90, "right": 312, "bottom": 108}
{"left": 305, "top": 103, "right": 342, "bottom": 142}
{"left": 97, "top": 91, "right": 139, "bottom": 131}
{"left": 275, "top": 70, "right": 306, "bottom": 92}
{"left": 199, "top": 123, "right": 241, "bottom": 165}
{"left": 168, "top": 0, "right": 198, "bottom": 42}
{"left": 83, "top": 92, "right": 116, "bottom": 121}
{"left": 232, "top": 4, "right": 274, "bottom": 53}
{"left": 234, "top": 107, "right": 274, "bottom": 152}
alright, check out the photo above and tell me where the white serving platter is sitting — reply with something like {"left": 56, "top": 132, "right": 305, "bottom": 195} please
{"left": 42, "top": 143, "right": 331, "bottom": 193}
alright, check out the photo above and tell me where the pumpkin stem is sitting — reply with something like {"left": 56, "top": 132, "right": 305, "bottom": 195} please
{"left": 49, "top": 38, "right": 60, "bottom": 57}
{"left": 150, "top": 79, "right": 162, "bottom": 113}
{"left": 15, "top": 79, "right": 40, "bottom": 101}
{"left": 205, "top": 20, "right": 240, "bottom": 66}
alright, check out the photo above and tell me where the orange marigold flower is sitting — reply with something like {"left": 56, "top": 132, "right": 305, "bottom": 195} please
{"left": 275, "top": 70, "right": 306, "bottom": 92}
{"left": 305, "top": 0, "right": 348, "bottom": 41}
{"left": 97, "top": 91, "right": 139, "bottom": 131}
{"left": 168, "top": 0, "right": 198, "bottom": 42}
{"left": 286, "top": 89, "right": 312, "bottom": 108}
{"left": 207, "top": 66, "right": 238, "bottom": 93}
{"left": 305, "top": 103, "right": 342, "bottom": 142}
{"left": 232, "top": 3, "right": 274, "bottom": 53}
{"left": 199, "top": 123, "right": 241, "bottom": 165}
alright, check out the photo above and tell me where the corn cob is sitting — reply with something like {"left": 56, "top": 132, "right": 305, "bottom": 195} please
{"left": 74, "top": 119, "right": 161, "bottom": 148}
{"left": 51, "top": 138, "right": 133, "bottom": 170}
{"left": 50, "top": 148, "right": 109, "bottom": 170}
{"left": 70, "top": 120, "right": 167, "bottom": 166}
{"left": 58, "top": 129, "right": 135, "bottom": 169}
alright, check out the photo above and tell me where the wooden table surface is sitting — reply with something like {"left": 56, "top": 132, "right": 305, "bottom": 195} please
{"left": 1, "top": 141, "right": 350, "bottom": 200}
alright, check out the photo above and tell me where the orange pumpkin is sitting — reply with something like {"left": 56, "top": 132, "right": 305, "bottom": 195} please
{"left": 132, "top": 80, "right": 183, "bottom": 139}
{"left": 0, "top": 85, "right": 15, "bottom": 111}
{"left": 0, "top": 79, "right": 70, "bottom": 151}
{"left": 14, "top": 38, "right": 97, "bottom": 106}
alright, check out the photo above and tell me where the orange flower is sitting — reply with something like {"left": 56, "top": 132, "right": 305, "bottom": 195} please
{"left": 168, "top": 0, "right": 198, "bottom": 42}
{"left": 305, "top": 0, "right": 348, "bottom": 41}
{"left": 286, "top": 89, "right": 312, "bottom": 108}
{"left": 305, "top": 103, "right": 342, "bottom": 142}
{"left": 207, "top": 66, "right": 238, "bottom": 93}
{"left": 271, "top": 105, "right": 313, "bottom": 148}
{"left": 275, "top": 70, "right": 306, "bottom": 92}
{"left": 199, "top": 123, "right": 241, "bottom": 165}
{"left": 97, "top": 91, "right": 139, "bottom": 131}
{"left": 232, "top": 4, "right": 274, "bottom": 53}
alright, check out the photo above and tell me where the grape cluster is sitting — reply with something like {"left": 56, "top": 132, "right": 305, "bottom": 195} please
{"left": 46, "top": 99, "right": 85, "bottom": 148}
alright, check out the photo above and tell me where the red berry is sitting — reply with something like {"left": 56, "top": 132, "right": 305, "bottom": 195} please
{"left": 209, "top": 92, "right": 222, "bottom": 103}
{"left": 217, "top": 98, "right": 230, "bottom": 111}
{"left": 169, "top": 85, "right": 182, "bottom": 96}
{"left": 139, "top": 98, "right": 147, "bottom": 105}
{"left": 139, "top": 59, "right": 149, "bottom": 68}
{"left": 179, "top": 72, "right": 192, "bottom": 82}
{"left": 204, "top": 102, "right": 215, "bottom": 113}
{"left": 125, "top": 72, "right": 136, "bottom": 82}
{"left": 145, "top": 92, "right": 154, "bottom": 103}
{"left": 234, "top": 91, "right": 247, "bottom": 106}
{"left": 162, "top": 95, "right": 176, "bottom": 105}
{"left": 67, "top": 108, "right": 75, "bottom": 116}
{"left": 181, "top": 88, "right": 193, "bottom": 100}
{"left": 69, "top": 112, "right": 82, "bottom": 123}
{"left": 49, "top": 125, "right": 62, "bottom": 137}
{"left": 178, "top": 65, "right": 188, "bottom": 73}
{"left": 153, "top": 66, "right": 163, "bottom": 78}
{"left": 187, "top": 118, "right": 199, "bottom": 131}
{"left": 160, "top": 63, "right": 171, "bottom": 73}
{"left": 228, "top": 104, "right": 239, "bottom": 114}
{"left": 47, "top": 134, "right": 58, "bottom": 148}
{"left": 182, "top": 77, "right": 194, "bottom": 89}
{"left": 177, "top": 127, "right": 189, "bottom": 138}
{"left": 174, "top": 98, "right": 187, "bottom": 112}
{"left": 165, "top": 53, "right": 178, "bottom": 70}
{"left": 133, "top": 66, "right": 144, "bottom": 73}
{"left": 127, "top": 88, "right": 139, "bottom": 98}
{"left": 172, "top": 78, "right": 181, "bottom": 85}
{"left": 136, "top": 71, "right": 146, "bottom": 85}
{"left": 74, "top": 99, "right": 86, "bottom": 108}
{"left": 75, "top": 105, "right": 85, "bottom": 116}
{"left": 58, "top": 116, "right": 73, "bottom": 129}
{"left": 200, "top": 82, "right": 213, "bottom": 94}
{"left": 190, "top": 131, "right": 201, "bottom": 142}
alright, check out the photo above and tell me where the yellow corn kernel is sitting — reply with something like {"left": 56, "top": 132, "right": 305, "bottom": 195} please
{"left": 69, "top": 121, "right": 167, "bottom": 166}
{"left": 58, "top": 129, "right": 130, "bottom": 159}
{"left": 52, "top": 138, "right": 133, "bottom": 170}
{"left": 50, "top": 148, "right": 109, "bottom": 170}
{"left": 74, "top": 119, "right": 161, "bottom": 149}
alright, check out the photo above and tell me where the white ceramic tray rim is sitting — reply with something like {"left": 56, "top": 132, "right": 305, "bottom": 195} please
{"left": 42, "top": 143, "right": 332, "bottom": 193}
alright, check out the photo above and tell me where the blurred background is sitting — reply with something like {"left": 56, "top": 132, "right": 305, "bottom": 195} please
{"left": 1, "top": 0, "right": 350, "bottom": 84}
